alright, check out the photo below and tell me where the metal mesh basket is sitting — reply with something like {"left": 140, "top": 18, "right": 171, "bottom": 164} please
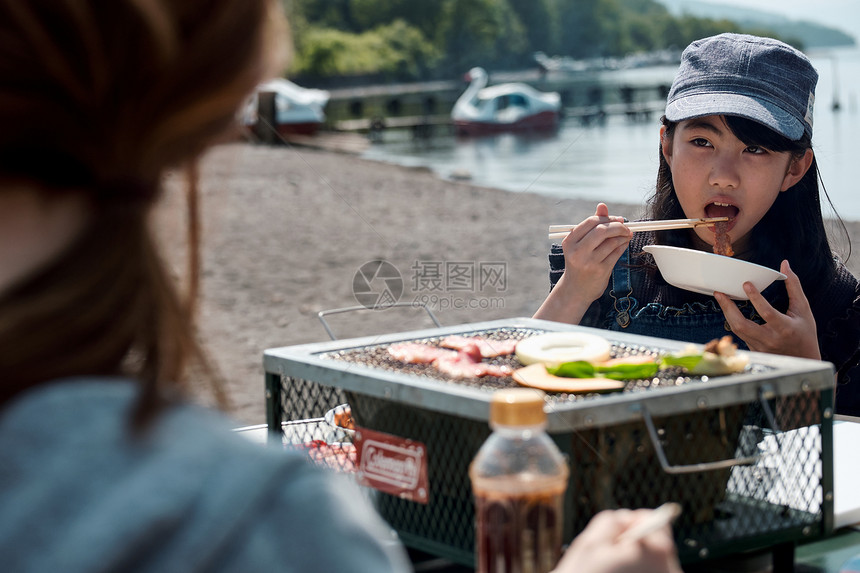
{"left": 263, "top": 318, "right": 834, "bottom": 567}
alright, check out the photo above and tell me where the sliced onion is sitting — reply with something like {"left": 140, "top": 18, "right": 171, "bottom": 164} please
{"left": 515, "top": 332, "right": 612, "bottom": 367}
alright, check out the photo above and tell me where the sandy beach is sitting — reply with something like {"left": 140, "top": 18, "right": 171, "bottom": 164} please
{"left": 157, "top": 141, "right": 860, "bottom": 426}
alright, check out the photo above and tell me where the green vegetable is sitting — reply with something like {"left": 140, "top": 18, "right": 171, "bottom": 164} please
{"left": 660, "top": 351, "right": 747, "bottom": 376}
{"left": 660, "top": 354, "right": 703, "bottom": 371}
{"left": 547, "top": 361, "right": 659, "bottom": 381}
{"left": 599, "top": 362, "right": 660, "bottom": 379}
{"left": 547, "top": 361, "right": 594, "bottom": 378}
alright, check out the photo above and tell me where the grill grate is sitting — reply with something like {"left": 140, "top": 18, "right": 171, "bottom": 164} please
{"left": 319, "top": 327, "right": 772, "bottom": 401}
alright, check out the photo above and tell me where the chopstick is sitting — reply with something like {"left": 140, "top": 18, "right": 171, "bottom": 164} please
{"left": 615, "top": 502, "right": 682, "bottom": 544}
{"left": 548, "top": 217, "right": 728, "bottom": 240}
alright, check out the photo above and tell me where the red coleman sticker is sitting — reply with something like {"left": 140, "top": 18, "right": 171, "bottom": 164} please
{"left": 354, "top": 427, "right": 429, "bottom": 504}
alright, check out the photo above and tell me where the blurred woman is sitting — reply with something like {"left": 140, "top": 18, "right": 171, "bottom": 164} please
{"left": 0, "top": 2, "right": 409, "bottom": 571}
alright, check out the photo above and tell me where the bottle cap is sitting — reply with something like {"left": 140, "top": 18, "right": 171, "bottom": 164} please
{"left": 490, "top": 388, "right": 547, "bottom": 426}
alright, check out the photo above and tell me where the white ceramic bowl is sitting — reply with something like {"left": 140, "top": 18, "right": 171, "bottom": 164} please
{"left": 643, "top": 245, "right": 786, "bottom": 300}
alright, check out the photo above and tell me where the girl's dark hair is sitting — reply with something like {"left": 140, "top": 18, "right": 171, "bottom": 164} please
{"left": 0, "top": 0, "right": 286, "bottom": 427}
{"left": 648, "top": 114, "right": 843, "bottom": 296}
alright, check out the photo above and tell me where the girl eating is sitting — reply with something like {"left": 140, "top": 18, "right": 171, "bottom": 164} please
{"left": 534, "top": 33, "right": 860, "bottom": 416}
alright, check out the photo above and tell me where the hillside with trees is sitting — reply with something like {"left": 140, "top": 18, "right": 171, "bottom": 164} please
{"left": 657, "top": 0, "right": 856, "bottom": 48}
{"left": 281, "top": 0, "right": 827, "bottom": 84}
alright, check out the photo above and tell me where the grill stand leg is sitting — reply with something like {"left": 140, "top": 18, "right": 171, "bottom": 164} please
{"left": 771, "top": 542, "right": 795, "bottom": 573}
{"left": 265, "top": 371, "right": 283, "bottom": 446}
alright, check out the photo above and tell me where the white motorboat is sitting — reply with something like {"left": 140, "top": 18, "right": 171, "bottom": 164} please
{"left": 243, "top": 78, "right": 330, "bottom": 137}
{"left": 451, "top": 67, "right": 561, "bottom": 136}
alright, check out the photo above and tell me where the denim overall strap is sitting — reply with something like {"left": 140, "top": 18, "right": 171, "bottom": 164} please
{"left": 605, "top": 248, "right": 752, "bottom": 346}
{"left": 609, "top": 247, "right": 635, "bottom": 328}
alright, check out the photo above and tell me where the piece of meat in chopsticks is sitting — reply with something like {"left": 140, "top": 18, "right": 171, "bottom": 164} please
{"left": 713, "top": 220, "right": 734, "bottom": 257}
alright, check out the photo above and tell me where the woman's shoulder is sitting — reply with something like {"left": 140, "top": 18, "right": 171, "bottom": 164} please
{"left": 220, "top": 451, "right": 410, "bottom": 573}
{"left": 0, "top": 378, "right": 408, "bottom": 573}
{"left": 144, "top": 393, "right": 410, "bottom": 571}
{"left": 0, "top": 377, "right": 316, "bottom": 503}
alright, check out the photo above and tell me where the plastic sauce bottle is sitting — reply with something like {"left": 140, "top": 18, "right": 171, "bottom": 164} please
{"left": 469, "top": 388, "right": 569, "bottom": 573}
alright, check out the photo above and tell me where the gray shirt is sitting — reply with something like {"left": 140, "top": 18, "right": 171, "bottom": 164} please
{"left": 0, "top": 378, "right": 411, "bottom": 572}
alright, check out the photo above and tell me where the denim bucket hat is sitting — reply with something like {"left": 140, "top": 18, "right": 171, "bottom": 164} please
{"left": 665, "top": 33, "right": 818, "bottom": 141}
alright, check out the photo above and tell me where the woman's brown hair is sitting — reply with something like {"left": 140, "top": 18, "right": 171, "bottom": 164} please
{"left": 0, "top": 0, "right": 287, "bottom": 426}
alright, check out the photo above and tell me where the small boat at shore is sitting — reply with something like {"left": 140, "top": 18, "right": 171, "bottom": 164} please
{"left": 243, "top": 78, "right": 330, "bottom": 138}
{"left": 451, "top": 67, "right": 561, "bottom": 136}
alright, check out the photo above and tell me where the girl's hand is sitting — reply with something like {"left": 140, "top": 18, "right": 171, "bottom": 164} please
{"left": 714, "top": 260, "right": 821, "bottom": 360}
{"left": 559, "top": 203, "right": 631, "bottom": 301}
{"left": 534, "top": 203, "right": 631, "bottom": 324}
{"left": 552, "top": 509, "right": 682, "bottom": 573}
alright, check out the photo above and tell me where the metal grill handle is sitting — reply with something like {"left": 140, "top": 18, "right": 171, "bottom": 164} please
{"left": 641, "top": 386, "right": 779, "bottom": 475}
{"left": 317, "top": 302, "right": 441, "bottom": 340}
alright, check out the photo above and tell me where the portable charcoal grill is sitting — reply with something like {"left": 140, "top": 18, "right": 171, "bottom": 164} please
{"left": 263, "top": 317, "right": 835, "bottom": 568}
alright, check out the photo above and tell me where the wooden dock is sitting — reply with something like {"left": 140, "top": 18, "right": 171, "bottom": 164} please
{"left": 332, "top": 114, "right": 454, "bottom": 138}
{"left": 239, "top": 96, "right": 667, "bottom": 156}
{"left": 241, "top": 130, "right": 372, "bottom": 154}
{"left": 328, "top": 100, "right": 666, "bottom": 135}
{"left": 241, "top": 97, "right": 666, "bottom": 155}
{"left": 320, "top": 66, "right": 675, "bottom": 130}
{"left": 281, "top": 132, "right": 371, "bottom": 154}
{"left": 242, "top": 69, "right": 670, "bottom": 152}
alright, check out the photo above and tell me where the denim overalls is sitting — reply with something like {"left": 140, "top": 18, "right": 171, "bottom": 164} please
{"left": 595, "top": 247, "right": 766, "bottom": 349}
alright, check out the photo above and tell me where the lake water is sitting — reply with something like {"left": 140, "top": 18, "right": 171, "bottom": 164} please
{"left": 363, "top": 47, "right": 860, "bottom": 220}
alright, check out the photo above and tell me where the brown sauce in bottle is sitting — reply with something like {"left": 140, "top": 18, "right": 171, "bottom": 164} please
{"left": 473, "top": 479, "right": 565, "bottom": 573}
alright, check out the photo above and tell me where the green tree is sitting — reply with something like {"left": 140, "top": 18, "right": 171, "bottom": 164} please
{"left": 594, "top": 0, "right": 627, "bottom": 56}
{"left": 507, "top": 0, "right": 557, "bottom": 54}
{"left": 293, "top": 28, "right": 349, "bottom": 76}
{"left": 556, "top": 0, "right": 608, "bottom": 58}
{"left": 439, "top": 0, "right": 528, "bottom": 74}
{"left": 624, "top": 15, "right": 657, "bottom": 52}
{"left": 616, "top": 0, "right": 672, "bottom": 53}
{"left": 617, "top": 0, "right": 670, "bottom": 19}
{"left": 288, "top": 0, "right": 356, "bottom": 31}
{"left": 291, "top": 20, "right": 439, "bottom": 80}
{"left": 349, "top": 0, "right": 447, "bottom": 41}
{"left": 659, "top": 14, "right": 689, "bottom": 50}
{"left": 375, "top": 19, "right": 442, "bottom": 79}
